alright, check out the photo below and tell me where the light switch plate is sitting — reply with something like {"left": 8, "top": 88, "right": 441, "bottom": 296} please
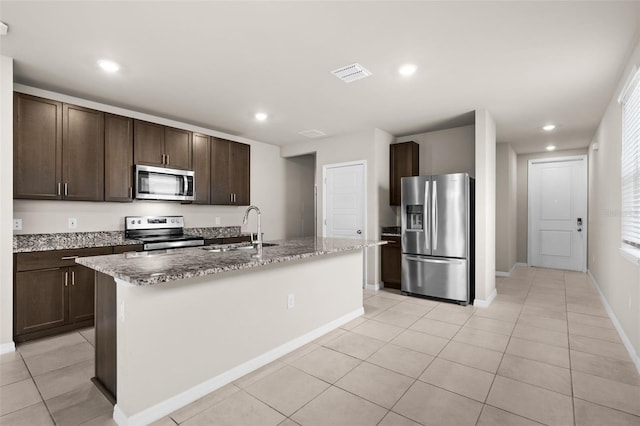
{"left": 68, "top": 218, "right": 78, "bottom": 229}
{"left": 13, "top": 219, "right": 22, "bottom": 230}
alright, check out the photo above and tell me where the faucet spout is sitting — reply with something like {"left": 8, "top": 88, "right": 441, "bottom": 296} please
{"left": 242, "top": 205, "right": 262, "bottom": 257}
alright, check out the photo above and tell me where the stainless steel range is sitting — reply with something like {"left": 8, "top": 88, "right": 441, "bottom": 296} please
{"left": 125, "top": 216, "right": 204, "bottom": 251}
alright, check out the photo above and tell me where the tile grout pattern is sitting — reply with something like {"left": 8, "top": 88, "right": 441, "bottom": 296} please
{"left": 1, "top": 266, "right": 639, "bottom": 425}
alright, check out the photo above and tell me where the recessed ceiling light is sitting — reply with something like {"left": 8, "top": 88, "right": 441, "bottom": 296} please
{"left": 542, "top": 124, "right": 556, "bottom": 132}
{"left": 546, "top": 145, "right": 556, "bottom": 151}
{"left": 255, "top": 112, "right": 268, "bottom": 122}
{"left": 97, "top": 59, "right": 120, "bottom": 73}
{"left": 399, "top": 64, "right": 417, "bottom": 76}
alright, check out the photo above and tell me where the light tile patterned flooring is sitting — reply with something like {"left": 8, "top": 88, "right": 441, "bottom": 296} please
{"left": 1, "top": 267, "right": 639, "bottom": 425}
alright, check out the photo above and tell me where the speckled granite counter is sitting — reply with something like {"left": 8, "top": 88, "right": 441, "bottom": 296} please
{"left": 13, "top": 227, "right": 242, "bottom": 253}
{"left": 76, "top": 237, "right": 384, "bottom": 286}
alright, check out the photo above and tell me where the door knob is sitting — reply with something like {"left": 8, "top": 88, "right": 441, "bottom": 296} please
{"left": 356, "top": 230, "right": 362, "bottom": 235}
{"left": 577, "top": 228, "right": 582, "bottom": 232}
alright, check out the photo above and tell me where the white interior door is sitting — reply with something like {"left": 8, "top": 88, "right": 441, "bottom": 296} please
{"left": 324, "top": 162, "right": 365, "bottom": 240}
{"left": 528, "top": 156, "right": 587, "bottom": 271}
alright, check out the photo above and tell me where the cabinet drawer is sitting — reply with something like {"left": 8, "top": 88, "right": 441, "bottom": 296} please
{"left": 16, "top": 247, "right": 112, "bottom": 271}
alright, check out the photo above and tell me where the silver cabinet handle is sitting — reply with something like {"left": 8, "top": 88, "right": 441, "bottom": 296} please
{"left": 57, "top": 182, "right": 61, "bottom": 196}
{"left": 129, "top": 187, "right": 133, "bottom": 198}
{"left": 230, "top": 193, "right": 233, "bottom": 203}
{"left": 166, "top": 154, "right": 170, "bottom": 165}
{"left": 233, "top": 193, "right": 236, "bottom": 203}
{"left": 61, "top": 255, "right": 79, "bottom": 260}
{"left": 161, "top": 154, "right": 165, "bottom": 164}
{"left": 64, "top": 183, "right": 68, "bottom": 197}
{"left": 71, "top": 271, "right": 75, "bottom": 286}
{"left": 64, "top": 271, "right": 68, "bottom": 287}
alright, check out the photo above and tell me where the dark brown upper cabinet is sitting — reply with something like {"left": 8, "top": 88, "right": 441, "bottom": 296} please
{"left": 134, "top": 120, "right": 192, "bottom": 170}
{"left": 211, "top": 137, "right": 250, "bottom": 205}
{"left": 390, "top": 141, "right": 419, "bottom": 206}
{"left": 192, "top": 133, "right": 211, "bottom": 204}
{"left": 104, "top": 114, "right": 134, "bottom": 202}
{"left": 13, "top": 93, "right": 62, "bottom": 200}
{"left": 14, "top": 94, "right": 105, "bottom": 201}
{"left": 62, "top": 104, "right": 105, "bottom": 201}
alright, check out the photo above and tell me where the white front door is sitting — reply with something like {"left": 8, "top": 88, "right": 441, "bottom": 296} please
{"left": 528, "top": 156, "right": 587, "bottom": 271}
{"left": 324, "top": 162, "right": 365, "bottom": 240}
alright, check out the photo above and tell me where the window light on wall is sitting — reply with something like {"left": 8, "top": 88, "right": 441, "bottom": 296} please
{"left": 619, "top": 65, "right": 640, "bottom": 250}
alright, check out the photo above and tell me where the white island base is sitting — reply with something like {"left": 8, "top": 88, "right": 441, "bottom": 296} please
{"left": 103, "top": 249, "right": 364, "bottom": 426}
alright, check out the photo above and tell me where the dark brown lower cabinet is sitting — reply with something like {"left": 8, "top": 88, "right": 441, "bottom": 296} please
{"left": 14, "top": 247, "right": 112, "bottom": 342}
{"left": 381, "top": 236, "right": 401, "bottom": 290}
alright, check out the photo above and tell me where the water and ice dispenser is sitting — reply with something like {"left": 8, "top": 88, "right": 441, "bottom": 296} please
{"left": 406, "top": 205, "right": 424, "bottom": 231}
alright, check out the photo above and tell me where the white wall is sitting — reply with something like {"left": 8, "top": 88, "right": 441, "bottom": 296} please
{"left": 495, "top": 143, "right": 518, "bottom": 274}
{"left": 281, "top": 128, "right": 395, "bottom": 287}
{"left": 1, "top": 56, "right": 14, "bottom": 352}
{"left": 516, "top": 148, "right": 588, "bottom": 264}
{"left": 588, "top": 35, "right": 640, "bottom": 365}
{"left": 475, "top": 110, "right": 496, "bottom": 305}
{"left": 10, "top": 85, "right": 293, "bottom": 241}
{"left": 397, "top": 125, "right": 475, "bottom": 177}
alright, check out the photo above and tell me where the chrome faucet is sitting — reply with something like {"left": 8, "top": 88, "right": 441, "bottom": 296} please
{"left": 242, "top": 205, "right": 262, "bottom": 257}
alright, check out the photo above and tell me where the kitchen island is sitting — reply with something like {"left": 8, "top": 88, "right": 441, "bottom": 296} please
{"left": 77, "top": 237, "right": 382, "bottom": 426}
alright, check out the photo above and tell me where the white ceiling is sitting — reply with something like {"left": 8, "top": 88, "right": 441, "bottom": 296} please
{"left": 1, "top": 1, "right": 639, "bottom": 153}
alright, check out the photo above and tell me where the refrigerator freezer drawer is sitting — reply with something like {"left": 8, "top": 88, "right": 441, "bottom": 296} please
{"left": 401, "top": 255, "right": 469, "bottom": 302}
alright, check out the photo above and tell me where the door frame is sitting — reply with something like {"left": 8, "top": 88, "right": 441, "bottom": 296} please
{"left": 322, "top": 160, "right": 367, "bottom": 239}
{"left": 527, "top": 155, "right": 588, "bottom": 271}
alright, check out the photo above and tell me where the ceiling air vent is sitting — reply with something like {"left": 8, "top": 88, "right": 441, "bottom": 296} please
{"left": 331, "top": 63, "right": 372, "bottom": 83}
{"left": 299, "top": 129, "right": 327, "bottom": 138}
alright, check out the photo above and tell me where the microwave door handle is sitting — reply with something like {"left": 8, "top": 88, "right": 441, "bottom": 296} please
{"left": 183, "top": 176, "right": 188, "bottom": 195}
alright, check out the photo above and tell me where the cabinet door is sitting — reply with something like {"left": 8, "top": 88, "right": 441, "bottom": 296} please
{"left": 211, "top": 137, "right": 232, "bottom": 205}
{"left": 230, "top": 142, "right": 251, "bottom": 205}
{"left": 134, "top": 120, "right": 165, "bottom": 167}
{"left": 105, "top": 114, "right": 134, "bottom": 201}
{"left": 164, "top": 127, "right": 192, "bottom": 170}
{"left": 381, "top": 240, "right": 402, "bottom": 289}
{"left": 68, "top": 265, "right": 95, "bottom": 323}
{"left": 14, "top": 268, "right": 67, "bottom": 335}
{"left": 62, "top": 104, "right": 105, "bottom": 201}
{"left": 390, "top": 142, "right": 419, "bottom": 206}
{"left": 192, "top": 133, "right": 210, "bottom": 204}
{"left": 13, "top": 93, "right": 62, "bottom": 200}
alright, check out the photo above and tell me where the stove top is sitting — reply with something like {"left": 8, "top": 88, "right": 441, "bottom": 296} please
{"left": 125, "top": 216, "right": 204, "bottom": 251}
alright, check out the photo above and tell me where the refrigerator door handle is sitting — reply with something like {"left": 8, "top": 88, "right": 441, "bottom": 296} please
{"left": 404, "top": 255, "right": 464, "bottom": 265}
{"left": 432, "top": 180, "right": 438, "bottom": 251}
{"left": 424, "top": 180, "right": 430, "bottom": 251}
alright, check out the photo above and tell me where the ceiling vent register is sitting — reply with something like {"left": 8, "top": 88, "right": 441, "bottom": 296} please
{"left": 298, "top": 129, "right": 327, "bottom": 138}
{"left": 331, "top": 63, "right": 372, "bottom": 83}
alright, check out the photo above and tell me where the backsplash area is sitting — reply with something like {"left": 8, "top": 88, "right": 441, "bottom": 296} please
{"left": 13, "top": 200, "right": 248, "bottom": 234}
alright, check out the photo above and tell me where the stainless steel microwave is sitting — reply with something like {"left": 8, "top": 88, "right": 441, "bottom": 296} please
{"left": 134, "top": 164, "right": 195, "bottom": 201}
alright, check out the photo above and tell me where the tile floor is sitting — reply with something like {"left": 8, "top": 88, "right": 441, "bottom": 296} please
{"left": 1, "top": 266, "right": 639, "bottom": 425}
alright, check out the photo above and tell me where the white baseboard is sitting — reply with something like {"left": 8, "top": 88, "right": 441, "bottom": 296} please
{"left": 495, "top": 262, "right": 522, "bottom": 277}
{"left": 113, "top": 307, "right": 365, "bottom": 426}
{"left": 587, "top": 270, "right": 640, "bottom": 375}
{"left": 474, "top": 288, "right": 497, "bottom": 308}
{"left": 365, "top": 282, "right": 380, "bottom": 291}
{"left": 0, "top": 341, "right": 15, "bottom": 354}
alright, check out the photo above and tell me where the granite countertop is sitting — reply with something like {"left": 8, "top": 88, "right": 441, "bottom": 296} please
{"left": 76, "top": 237, "right": 385, "bottom": 286}
{"left": 13, "top": 227, "right": 242, "bottom": 253}
{"left": 381, "top": 226, "right": 401, "bottom": 237}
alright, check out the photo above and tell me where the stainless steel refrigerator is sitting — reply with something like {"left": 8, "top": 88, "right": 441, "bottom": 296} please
{"left": 401, "top": 173, "right": 474, "bottom": 305}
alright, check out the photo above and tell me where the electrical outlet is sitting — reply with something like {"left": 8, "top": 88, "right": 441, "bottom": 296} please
{"left": 13, "top": 219, "right": 22, "bottom": 230}
{"left": 287, "top": 294, "right": 295, "bottom": 309}
{"left": 68, "top": 218, "right": 78, "bottom": 229}
{"left": 215, "top": 217, "right": 221, "bottom": 225}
